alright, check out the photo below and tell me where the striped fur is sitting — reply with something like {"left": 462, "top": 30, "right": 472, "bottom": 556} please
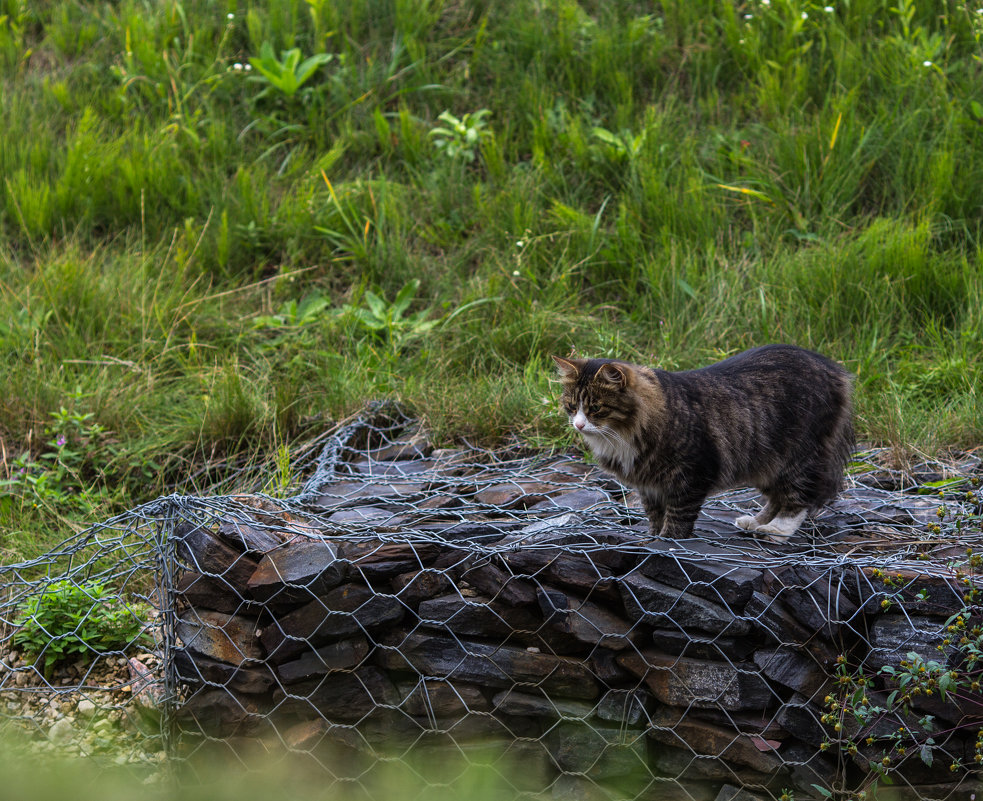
{"left": 553, "top": 345, "right": 854, "bottom": 542}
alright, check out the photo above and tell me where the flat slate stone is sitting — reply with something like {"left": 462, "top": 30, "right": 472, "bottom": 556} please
{"left": 379, "top": 631, "right": 600, "bottom": 700}
{"left": 174, "top": 649, "right": 275, "bottom": 694}
{"left": 651, "top": 629, "right": 758, "bottom": 662}
{"left": 648, "top": 708, "right": 784, "bottom": 774}
{"left": 217, "top": 519, "right": 286, "bottom": 554}
{"left": 753, "top": 647, "right": 832, "bottom": 698}
{"left": 596, "top": 689, "right": 651, "bottom": 726}
{"left": 247, "top": 538, "right": 345, "bottom": 604}
{"left": 491, "top": 688, "right": 594, "bottom": 720}
{"left": 174, "top": 522, "right": 259, "bottom": 587}
{"left": 391, "top": 569, "right": 454, "bottom": 608}
{"left": 261, "top": 583, "right": 404, "bottom": 662}
{"left": 866, "top": 614, "right": 950, "bottom": 668}
{"left": 276, "top": 637, "right": 371, "bottom": 684}
{"left": 176, "top": 571, "right": 252, "bottom": 615}
{"left": 397, "top": 680, "right": 490, "bottom": 717}
{"left": 617, "top": 650, "right": 774, "bottom": 712}
{"left": 338, "top": 539, "right": 440, "bottom": 580}
{"left": 418, "top": 593, "right": 541, "bottom": 639}
{"left": 457, "top": 558, "right": 537, "bottom": 606}
{"left": 273, "top": 666, "right": 399, "bottom": 722}
{"left": 620, "top": 573, "right": 751, "bottom": 636}
{"left": 638, "top": 548, "right": 760, "bottom": 607}
{"left": 537, "top": 587, "right": 635, "bottom": 650}
{"left": 176, "top": 610, "right": 263, "bottom": 666}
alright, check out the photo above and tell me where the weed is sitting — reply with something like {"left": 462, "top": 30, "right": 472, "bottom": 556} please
{"left": 12, "top": 580, "right": 146, "bottom": 678}
{"left": 248, "top": 41, "right": 332, "bottom": 100}
{"left": 428, "top": 110, "right": 493, "bottom": 163}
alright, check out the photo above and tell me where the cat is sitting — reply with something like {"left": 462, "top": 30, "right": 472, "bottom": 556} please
{"left": 553, "top": 345, "right": 854, "bottom": 543}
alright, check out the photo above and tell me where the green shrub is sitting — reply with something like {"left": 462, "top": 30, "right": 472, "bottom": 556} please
{"left": 12, "top": 580, "right": 146, "bottom": 677}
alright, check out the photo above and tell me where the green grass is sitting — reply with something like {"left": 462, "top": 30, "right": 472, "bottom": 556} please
{"left": 2, "top": 0, "right": 982, "bottom": 559}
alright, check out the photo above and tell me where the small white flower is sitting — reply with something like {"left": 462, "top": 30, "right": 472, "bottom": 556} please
{"left": 244, "top": 63, "right": 252, "bottom": 71}
{"left": 512, "top": 270, "right": 520, "bottom": 277}
{"left": 923, "top": 60, "right": 933, "bottom": 67}
{"left": 744, "top": 13, "right": 753, "bottom": 19}
{"left": 824, "top": 5, "right": 834, "bottom": 11}
{"left": 761, "top": 0, "right": 770, "bottom": 5}
{"left": 801, "top": 11, "right": 809, "bottom": 19}
{"left": 227, "top": 12, "right": 234, "bottom": 20}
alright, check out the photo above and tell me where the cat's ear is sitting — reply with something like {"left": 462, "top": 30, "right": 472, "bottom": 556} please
{"left": 552, "top": 355, "right": 583, "bottom": 381}
{"left": 596, "top": 363, "right": 627, "bottom": 388}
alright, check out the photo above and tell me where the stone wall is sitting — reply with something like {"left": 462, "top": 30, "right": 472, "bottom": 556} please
{"left": 169, "top": 424, "right": 983, "bottom": 801}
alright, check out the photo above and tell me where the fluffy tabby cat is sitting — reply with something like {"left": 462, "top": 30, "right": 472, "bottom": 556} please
{"left": 553, "top": 345, "right": 854, "bottom": 543}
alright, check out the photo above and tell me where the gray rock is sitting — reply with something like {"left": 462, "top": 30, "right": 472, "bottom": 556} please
{"left": 866, "top": 614, "right": 950, "bottom": 669}
{"left": 379, "top": 631, "right": 600, "bottom": 700}
{"left": 247, "top": 538, "right": 345, "bottom": 605}
{"left": 620, "top": 574, "right": 751, "bottom": 636}
{"left": 538, "top": 587, "right": 636, "bottom": 650}
{"left": 617, "top": 650, "right": 775, "bottom": 711}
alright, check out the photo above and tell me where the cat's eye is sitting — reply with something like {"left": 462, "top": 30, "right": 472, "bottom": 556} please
{"left": 587, "top": 403, "right": 604, "bottom": 417}
{"left": 563, "top": 401, "right": 576, "bottom": 414}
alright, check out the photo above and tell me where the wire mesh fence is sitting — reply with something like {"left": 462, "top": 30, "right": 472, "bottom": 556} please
{"left": 2, "top": 402, "right": 982, "bottom": 800}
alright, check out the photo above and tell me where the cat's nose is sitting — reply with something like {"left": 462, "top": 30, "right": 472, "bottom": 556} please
{"left": 574, "top": 416, "right": 586, "bottom": 430}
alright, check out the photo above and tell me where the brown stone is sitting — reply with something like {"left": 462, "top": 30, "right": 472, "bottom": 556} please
{"left": 174, "top": 522, "right": 259, "bottom": 588}
{"left": 176, "top": 610, "right": 263, "bottom": 666}
{"left": 397, "top": 680, "right": 490, "bottom": 717}
{"left": 473, "top": 482, "right": 554, "bottom": 508}
{"left": 647, "top": 709, "right": 784, "bottom": 774}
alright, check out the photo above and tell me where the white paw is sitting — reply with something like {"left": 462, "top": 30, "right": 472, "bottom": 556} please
{"left": 735, "top": 515, "right": 759, "bottom": 532}
{"left": 754, "top": 510, "right": 807, "bottom": 542}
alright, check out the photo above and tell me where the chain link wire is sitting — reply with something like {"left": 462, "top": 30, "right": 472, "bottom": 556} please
{"left": 2, "top": 403, "right": 982, "bottom": 799}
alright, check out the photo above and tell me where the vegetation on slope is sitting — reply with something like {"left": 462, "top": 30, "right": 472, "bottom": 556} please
{"left": 1, "top": 0, "right": 982, "bottom": 557}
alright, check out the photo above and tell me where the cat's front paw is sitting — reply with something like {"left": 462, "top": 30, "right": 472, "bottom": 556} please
{"left": 735, "top": 515, "right": 759, "bottom": 532}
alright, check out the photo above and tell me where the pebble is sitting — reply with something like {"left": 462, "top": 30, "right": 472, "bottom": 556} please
{"left": 76, "top": 699, "right": 96, "bottom": 717}
{"left": 48, "top": 717, "right": 74, "bottom": 744}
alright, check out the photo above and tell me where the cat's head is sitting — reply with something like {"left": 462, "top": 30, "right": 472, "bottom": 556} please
{"left": 551, "top": 356, "right": 643, "bottom": 440}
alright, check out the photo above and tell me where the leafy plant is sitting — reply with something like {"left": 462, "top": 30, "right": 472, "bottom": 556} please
{"left": 428, "top": 110, "right": 493, "bottom": 162}
{"left": 12, "top": 580, "right": 146, "bottom": 677}
{"left": 343, "top": 279, "right": 438, "bottom": 352}
{"left": 248, "top": 41, "right": 332, "bottom": 98}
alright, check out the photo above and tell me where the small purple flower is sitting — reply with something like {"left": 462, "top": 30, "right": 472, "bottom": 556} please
{"left": 56, "top": 435, "right": 67, "bottom": 447}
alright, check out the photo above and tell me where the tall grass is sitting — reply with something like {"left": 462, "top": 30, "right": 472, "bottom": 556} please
{"left": 1, "top": 0, "right": 982, "bottom": 557}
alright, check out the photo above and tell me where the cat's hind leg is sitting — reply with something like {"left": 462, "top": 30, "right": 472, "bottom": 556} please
{"left": 754, "top": 509, "right": 807, "bottom": 543}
